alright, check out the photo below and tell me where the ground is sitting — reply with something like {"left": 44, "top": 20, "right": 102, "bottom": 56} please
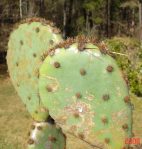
{"left": 0, "top": 72, "right": 32, "bottom": 149}
{"left": 0, "top": 66, "right": 142, "bottom": 149}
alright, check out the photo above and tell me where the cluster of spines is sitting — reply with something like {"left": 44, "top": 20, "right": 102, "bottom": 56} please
{"left": 40, "top": 35, "right": 115, "bottom": 63}
{"left": 13, "top": 17, "right": 61, "bottom": 34}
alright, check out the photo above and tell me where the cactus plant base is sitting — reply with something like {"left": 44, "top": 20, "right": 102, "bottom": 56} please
{"left": 27, "top": 122, "right": 66, "bottom": 149}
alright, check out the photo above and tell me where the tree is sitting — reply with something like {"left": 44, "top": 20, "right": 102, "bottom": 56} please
{"left": 106, "top": 0, "right": 111, "bottom": 37}
{"left": 139, "top": 0, "right": 142, "bottom": 28}
{"left": 63, "top": 0, "right": 74, "bottom": 38}
{"left": 19, "top": 0, "right": 22, "bottom": 19}
{"left": 121, "top": 0, "right": 139, "bottom": 36}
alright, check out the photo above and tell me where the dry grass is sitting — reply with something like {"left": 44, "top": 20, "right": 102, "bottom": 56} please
{"left": 0, "top": 73, "right": 141, "bottom": 149}
{"left": 0, "top": 75, "right": 32, "bottom": 149}
{"left": 131, "top": 94, "right": 142, "bottom": 138}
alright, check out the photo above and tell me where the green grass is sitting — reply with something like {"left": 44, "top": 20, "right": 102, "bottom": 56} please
{"left": 0, "top": 73, "right": 141, "bottom": 149}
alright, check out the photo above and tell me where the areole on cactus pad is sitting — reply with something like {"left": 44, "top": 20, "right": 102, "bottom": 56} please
{"left": 39, "top": 36, "right": 132, "bottom": 149}
{"left": 7, "top": 18, "right": 63, "bottom": 121}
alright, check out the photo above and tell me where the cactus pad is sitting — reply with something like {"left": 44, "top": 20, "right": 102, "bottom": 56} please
{"left": 7, "top": 18, "right": 62, "bottom": 121}
{"left": 28, "top": 122, "right": 66, "bottom": 149}
{"left": 39, "top": 37, "right": 132, "bottom": 149}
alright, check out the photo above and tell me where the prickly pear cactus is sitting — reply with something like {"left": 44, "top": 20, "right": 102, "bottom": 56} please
{"left": 27, "top": 122, "right": 66, "bottom": 149}
{"left": 39, "top": 37, "right": 132, "bottom": 149}
{"left": 7, "top": 18, "right": 63, "bottom": 121}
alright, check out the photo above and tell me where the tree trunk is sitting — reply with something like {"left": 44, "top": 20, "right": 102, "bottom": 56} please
{"left": 39, "top": 0, "right": 45, "bottom": 17}
{"left": 28, "top": 0, "right": 36, "bottom": 17}
{"left": 106, "top": 0, "right": 111, "bottom": 37}
{"left": 19, "top": 0, "right": 22, "bottom": 19}
{"left": 139, "top": 2, "right": 142, "bottom": 28}
{"left": 130, "top": 9, "right": 135, "bottom": 36}
{"left": 63, "top": 0, "right": 73, "bottom": 38}
{"left": 63, "top": 0, "right": 67, "bottom": 38}
{"left": 68, "top": 0, "right": 73, "bottom": 25}
{"left": 85, "top": 10, "right": 89, "bottom": 31}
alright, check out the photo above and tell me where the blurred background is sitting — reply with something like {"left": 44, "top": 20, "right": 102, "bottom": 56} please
{"left": 0, "top": 0, "right": 142, "bottom": 97}
{"left": 0, "top": 0, "right": 142, "bottom": 149}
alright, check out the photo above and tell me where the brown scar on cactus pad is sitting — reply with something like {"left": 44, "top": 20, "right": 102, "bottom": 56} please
{"left": 39, "top": 36, "right": 132, "bottom": 149}
{"left": 7, "top": 17, "right": 63, "bottom": 121}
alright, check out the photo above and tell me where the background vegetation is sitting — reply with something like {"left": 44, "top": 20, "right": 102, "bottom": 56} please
{"left": 0, "top": 0, "right": 142, "bottom": 96}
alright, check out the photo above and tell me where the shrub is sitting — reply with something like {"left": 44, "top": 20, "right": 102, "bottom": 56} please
{"left": 106, "top": 37, "right": 142, "bottom": 97}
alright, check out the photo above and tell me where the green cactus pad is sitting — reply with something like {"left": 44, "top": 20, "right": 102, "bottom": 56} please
{"left": 7, "top": 18, "right": 63, "bottom": 121}
{"left": 39, "top": 37, "right": 132, "bottom": 149}
{"left": 27, "top": 122, "right": 66, "bottom": 149}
